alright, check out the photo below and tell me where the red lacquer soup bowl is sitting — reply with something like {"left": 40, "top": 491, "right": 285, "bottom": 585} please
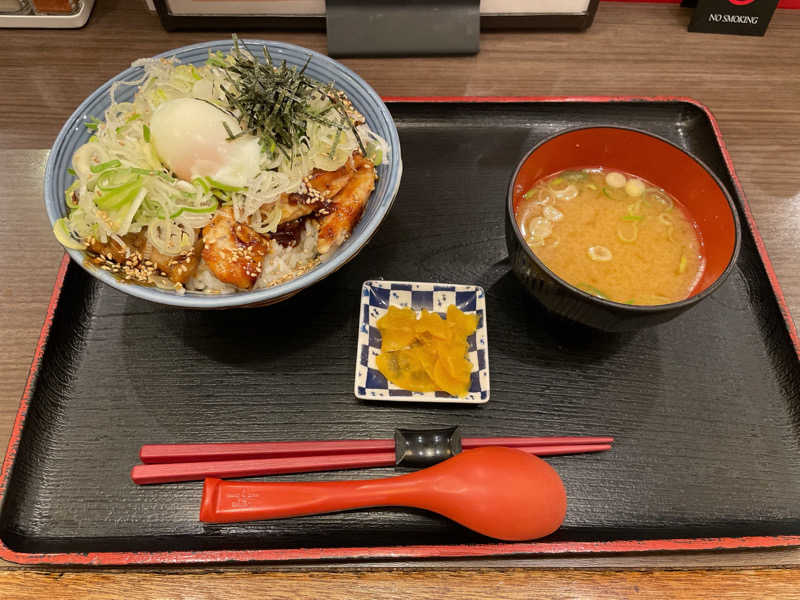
{"left": 505, "top": 126, "right": 741, "bottom": 332}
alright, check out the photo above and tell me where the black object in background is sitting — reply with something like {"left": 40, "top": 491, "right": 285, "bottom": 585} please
{"left": 1, "top": 101, "right": 799, "bottom": 560}
{"left": 689, "top": 0, "right": 779, "bottom": 35}
{"left": 326, "top": 0, "right": 479, "bottom": 57}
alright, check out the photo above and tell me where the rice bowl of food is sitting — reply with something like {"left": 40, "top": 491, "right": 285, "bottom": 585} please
{"left": 45, "top": 38, "right": 402, "bottom": 308}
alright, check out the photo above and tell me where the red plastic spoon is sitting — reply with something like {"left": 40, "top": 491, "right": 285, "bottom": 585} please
{"left": 200, "top": 446, "right": 568, "bottom": 541}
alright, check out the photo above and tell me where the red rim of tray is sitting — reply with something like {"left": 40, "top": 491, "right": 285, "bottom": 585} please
{"left": 1, "top": 95, "right": 798, "bottom": 566}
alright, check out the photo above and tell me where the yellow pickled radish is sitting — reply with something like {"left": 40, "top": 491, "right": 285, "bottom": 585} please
{"left": 375, "top": 304, "right": 479, "bottom": 397}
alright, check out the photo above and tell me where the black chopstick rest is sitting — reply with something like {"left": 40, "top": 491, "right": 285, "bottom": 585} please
{"left": 394, "top": 426, "right": 462, "bottom": 469}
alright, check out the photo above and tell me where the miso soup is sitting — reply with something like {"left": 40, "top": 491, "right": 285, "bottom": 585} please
{"left": 514, "top": 168, "right": 705, "bottom": 305}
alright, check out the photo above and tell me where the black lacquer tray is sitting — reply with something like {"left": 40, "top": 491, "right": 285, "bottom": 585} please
{"left": 1, "top": 98, "right": 799, "bottom": 565}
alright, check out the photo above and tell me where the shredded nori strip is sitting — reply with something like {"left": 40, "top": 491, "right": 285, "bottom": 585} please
{"left": 215, "top": 35, "right": 366, "bottom": 162}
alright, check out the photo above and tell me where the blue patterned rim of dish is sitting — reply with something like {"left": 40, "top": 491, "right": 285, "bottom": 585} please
{"left": 44, "top": 40, "right": 402, "bottom": 308}
{"left": 354, "top": 280, "right": 490, "bottom": 404}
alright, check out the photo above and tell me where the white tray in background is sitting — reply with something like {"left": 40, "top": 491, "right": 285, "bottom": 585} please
{"left": 0, "top": 0, "right": 94, "bottom": 28}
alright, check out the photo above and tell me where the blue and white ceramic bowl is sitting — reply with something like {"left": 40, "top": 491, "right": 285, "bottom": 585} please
{"left": 44, "top": 40, "right": 402, "bottom": 308}
{"left": 354, "top": 280, "right": 490, "bottom": 404}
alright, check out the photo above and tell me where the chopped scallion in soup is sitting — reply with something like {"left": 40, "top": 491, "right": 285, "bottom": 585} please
{"left": 514, "top": 168, "right": 705, "bottom": 305}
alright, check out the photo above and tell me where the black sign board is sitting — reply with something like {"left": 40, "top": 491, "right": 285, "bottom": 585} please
{"left": 689, "top": 0, "right": 779, "bottom": 36}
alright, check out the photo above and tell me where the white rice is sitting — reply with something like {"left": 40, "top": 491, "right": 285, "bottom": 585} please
{"left": 253, "top": 220, "right": 320, "bottom": 290}
{"left": 185, "top": 262, "right": 237, "bottom": 294}
{"left": 185, "top": 219, "right": 320, "bottom": 294}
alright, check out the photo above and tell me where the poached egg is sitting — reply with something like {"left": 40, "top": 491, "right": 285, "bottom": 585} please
{"left": 149, "top": 98, "right": 262, "bottom": 188}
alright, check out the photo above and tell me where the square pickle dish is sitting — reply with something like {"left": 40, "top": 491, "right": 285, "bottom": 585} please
{"left": 354, "top": 280, "right": 490, "bottom": 403}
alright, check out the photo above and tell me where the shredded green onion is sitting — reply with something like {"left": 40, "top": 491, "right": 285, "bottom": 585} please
{"left": 53, "top": 218, "right": 85, "bottom": 250}
{"left": 96, "top": 187, "right": 140, "bottom": 212}
{"left": 130, "top": 167, "right": 173, "bottom": 182}
{"left": 617, "top": 222, "right": 638, "bottom": 243}
{"left": 206, "top": 177, "right": 244, "bottom": 192}
{"left": 577, "top": 282, "right": 608, "bottom": 300}
{"left": 622, "top": 214, "right": 644, "bottom": 222}
{"left": 192, "top": 177, "right": 210, "bottom": 193}
{"left": 328, "top": 116, "right": 344, "bottom": 159}
{"left": 97, "top": 168, "right": 138, "bottom": 190}
{"left": 116, "top": 114, "right": 140, "bottom": 134}
{"left": 90, "top": 159, "right": 122, "bottom": 174}
{"left": 64, "top": 180, "right": 80, "bottom": 208}
{"left": 170, "top": 198, "right": 219, "bottom": 219}
{"left": 84, "top": 117, "right": 101, "bottom": 131}
{"left": 143, "top": 124, "right": 151, "bottom": 143}
{"left": 206, "top": 52, "right": 227, "bottom": 68}
{"left": 522, "top": 188, "right": 536, "bottom": 200}
{"left": 366, "top": 142, "right": 383, "bottom": 166}
{"left": 628, "top": 199, "right": 642, "bottom": 216}
{"left": 67, "top": 167, "right": 76, "bottom": 177}
{"left": 602, "top": 187, "right": 613, "bottom": 199}
{"left": 649, "top": 192, "right": 673, "bottom": 211}
{"left": 95, "top": 178, "right": 141, "bottom": 210}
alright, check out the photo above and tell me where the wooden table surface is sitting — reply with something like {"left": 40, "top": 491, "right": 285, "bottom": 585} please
{"left": 1, "top": 1, "right": 799, "bottom": 597}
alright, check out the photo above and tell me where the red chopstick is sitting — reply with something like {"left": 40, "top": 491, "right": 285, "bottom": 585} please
{"left": 139, "top": 436, "right": 614, "bottom": 464}
{"left": 131, "top": 443, "right": 612, "bottom": 485}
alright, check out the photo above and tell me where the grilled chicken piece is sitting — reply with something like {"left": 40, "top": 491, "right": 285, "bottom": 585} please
{"left": 87, "top": 236, "right": 130, "bottom": 264}
{"left": 151, "top": 238, "right": 201, "bottom": 285}
{"left": 271, "top": 157, "right": 358, "bottom": 225}
{"left": 201, "top": 206, "right": 270, "bottom": 289}
{"left": 308, "top": 158, "right": 358, "bottom": 199}
{"left": 87, "top": 232, "right": 201, "bottom": 285}
{"left": 277, "top": 193, "right": 319, "bottom": 224}
{"left": 317, "top": 156, "right": 376, "bottom": 254}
